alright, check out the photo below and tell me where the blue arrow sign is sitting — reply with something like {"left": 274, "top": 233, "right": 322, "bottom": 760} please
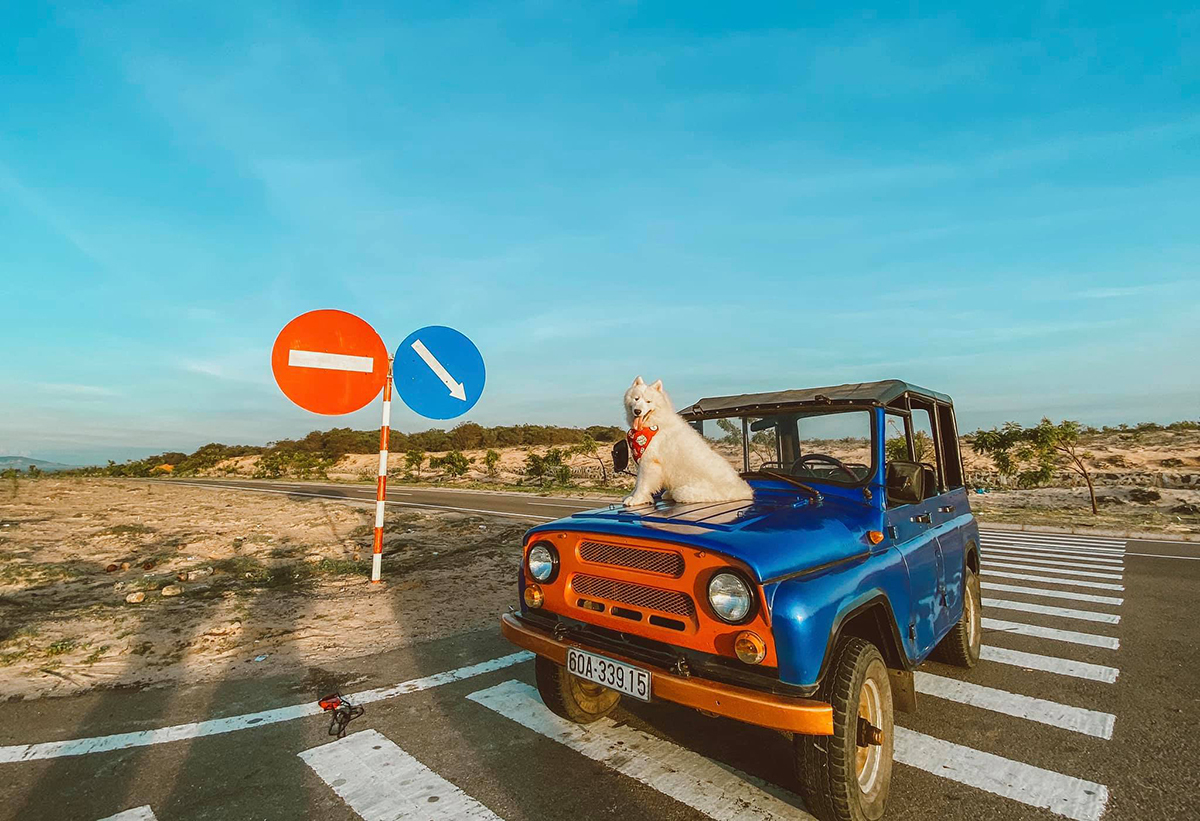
{"left": 393, "top": 326, "right": 485, "bottom": 420}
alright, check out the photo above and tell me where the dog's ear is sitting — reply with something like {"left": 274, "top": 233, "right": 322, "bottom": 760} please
{"left": 651, "top": 379, "right": 663, "bottom": 392}
{"left": 633, "top": 376, "right": 645, "bottom": 387}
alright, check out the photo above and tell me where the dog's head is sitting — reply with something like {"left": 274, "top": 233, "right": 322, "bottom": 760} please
{"left": 624, "top": 376, "right": 672, "bottom": 430}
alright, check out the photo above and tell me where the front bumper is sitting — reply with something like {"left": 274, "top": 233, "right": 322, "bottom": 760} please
{"left": 501, "top": 612, "right": 834, "bottom": 736}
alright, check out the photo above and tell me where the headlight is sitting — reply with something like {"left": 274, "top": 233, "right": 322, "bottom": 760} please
{"left": 707, "top": 572, "right": 753, "bottom": 623}
{"left": 527, "top": 542, "right": 558, "bottom": 582}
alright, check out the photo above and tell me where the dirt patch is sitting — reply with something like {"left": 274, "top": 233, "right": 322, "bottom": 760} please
{"left": 0, "top": 479, "right": 525, "bottom": 700}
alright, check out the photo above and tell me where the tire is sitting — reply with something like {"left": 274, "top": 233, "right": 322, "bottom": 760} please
{"left": 930, "top": 568, "right": 982, "bottom": 668}
{"left": 534, "top": 656, "right": 621, "bottom": 724}
{"left": 795, "top": 638, "right": 894, "bottom": 821}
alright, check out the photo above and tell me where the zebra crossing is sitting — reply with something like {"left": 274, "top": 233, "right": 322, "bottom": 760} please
{"left": 91, "top": 526, "right": 1129, "bottom": 821}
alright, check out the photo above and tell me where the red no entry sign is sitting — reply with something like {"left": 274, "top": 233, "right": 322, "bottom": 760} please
{"left": 271, "top": 310, "right": 389, "bottom": 415}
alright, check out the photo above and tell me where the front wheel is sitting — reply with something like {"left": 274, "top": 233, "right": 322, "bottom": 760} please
{"left": 534, "top": 656, "right": 621, "bottom": 724}
{"left": 795, "top": 638, "right": 894, "bottom": 821}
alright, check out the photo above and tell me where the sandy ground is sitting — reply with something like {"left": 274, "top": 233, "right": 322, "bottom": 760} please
{"left": 0, "top": 479, "right": 525, "bottom": 701}
{"left": 969, "top": 485, "right": 1200, "bottom": 535}
{"left": 3, "top": 472, "right": 1196, "bottom": 702}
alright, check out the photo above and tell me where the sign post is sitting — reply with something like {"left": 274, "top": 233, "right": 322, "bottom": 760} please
{"left": 371, "top": 362, "right": 393, "bottom": 583}
{"left": 273, "top": 313, "right": 487, "bottom": 584}
{"left": 272, "top": 310, "right": 392, "bottom": 583}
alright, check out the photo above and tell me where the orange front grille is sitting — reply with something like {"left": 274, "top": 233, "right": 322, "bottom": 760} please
{"left": 573, "top": 574, "right": 695, "bottom": 616}
{"left": 525, "top": 531, "right": 777, "bottom": 668}
{"left": 579, "top": 541, "right": 684, "bottom": 577}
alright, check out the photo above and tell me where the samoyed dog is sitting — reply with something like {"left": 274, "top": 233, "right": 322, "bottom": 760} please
{"left": 623, "top": 376, "right": 754, "bottom": 507}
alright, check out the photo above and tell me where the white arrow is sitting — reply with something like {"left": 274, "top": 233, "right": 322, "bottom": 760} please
{"left": 411, "top": 339, "right": 467, "bottom": 400}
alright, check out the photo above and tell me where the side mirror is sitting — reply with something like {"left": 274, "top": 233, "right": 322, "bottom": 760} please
{"left": 886, "top": 461, "right": 925, "bottom": 506}
{"left": 612, "top": 439, "right": 630, "bottom": 473}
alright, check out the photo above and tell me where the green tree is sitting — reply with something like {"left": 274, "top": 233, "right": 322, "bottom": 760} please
{"left": 484, "top": 449, "right": 501, "bottom": 478}
{"left": 972, "top": 419, "right": 1098, "bottom": 513}
{"left": 885, "top": 431, "right": 934, "bottom": 464}
{"left": 524, "top": 448, "right": 572, "bottom": 487}
{"left": 571, "top": 435, "right": 609, "bottom": 484}
{"left": 405, "top": 449, "right": 426, "bottom": 479}
{"left": 435, "top": 450, "right": 470, "bottom": 478}
{"left": 716, "top": 418, "right": 743, "bottom": 445}
{"left": 1026, "top": 419, "right": 1099, "bottom": 515}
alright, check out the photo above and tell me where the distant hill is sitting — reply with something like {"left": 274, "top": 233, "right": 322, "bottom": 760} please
{"left": 0, "top": 456, "right": 78, "bottom": 473}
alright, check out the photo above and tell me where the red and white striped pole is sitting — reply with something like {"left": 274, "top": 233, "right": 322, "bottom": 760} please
{"left": 370, "top": 360, "right": 394, "bottom": 583}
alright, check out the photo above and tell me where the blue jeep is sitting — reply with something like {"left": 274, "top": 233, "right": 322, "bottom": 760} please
{"left": 500, "top": 380, "right": 982, "bottom": 821}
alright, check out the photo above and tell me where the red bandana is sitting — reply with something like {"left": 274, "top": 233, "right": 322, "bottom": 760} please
{"left": 626, "top": 425, "right": 659, "bottom": 463}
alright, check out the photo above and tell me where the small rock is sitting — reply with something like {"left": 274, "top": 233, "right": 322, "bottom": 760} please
{"left": 161, "top": 584, "right": 183, "bottom": 597}
{"left": 113, "top": 581, "right": 126, "bottom": 592}
{"left": 303, "top": 554, "right": 323, "bottom": 564}
{"left": 1171, "top": 502, "right": 1200, "bottom": 515}
{"left": 106, "top": 563, "right": 119, "bottom": 573}
{"left": 125, "top": 591, "right": 145, "bottom": 604}
{"left": 187, "top": 567, "right": 214, "bottom": 581}
{"left": 120, "top": 562, "right": 131, "bottom": 571}
{"left": 142, "top": 559, "right": 157, "bottom": 570}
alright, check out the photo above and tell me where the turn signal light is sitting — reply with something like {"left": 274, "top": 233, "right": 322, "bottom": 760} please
{"left": 867, "top": 530, "right": 885, "bottom": 545}
{"left": 734, "top": 631, "right": 767, "bottom": 665}
{"left": 523, "top": 584, "right": 544, "bottom": 609}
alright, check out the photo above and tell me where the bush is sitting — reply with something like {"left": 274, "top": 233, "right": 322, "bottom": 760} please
{"left": 524, "top": 449, "right": 572, "bottom": 487}
{"left": 433, "top": 450, "right": 470, "bottom": 478}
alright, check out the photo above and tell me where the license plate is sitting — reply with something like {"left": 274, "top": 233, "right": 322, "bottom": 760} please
{"left": 566, "top": 648, "right": 652, "bottom": 702}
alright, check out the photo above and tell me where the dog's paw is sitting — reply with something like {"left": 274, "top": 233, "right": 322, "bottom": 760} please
{"left": 623, "top": 494, "right": 652, "bottom": 507}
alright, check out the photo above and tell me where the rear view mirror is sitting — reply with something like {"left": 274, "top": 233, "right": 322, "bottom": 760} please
{"left": 886, "top": 461, "right": 925, "bottom": 506}
{"left": 612, "top": 439, "right": 630, "bottom": 473}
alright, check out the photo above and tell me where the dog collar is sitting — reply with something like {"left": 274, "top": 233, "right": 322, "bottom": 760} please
{"left": 626, "top": 425, "right": 659, "bottom": 463}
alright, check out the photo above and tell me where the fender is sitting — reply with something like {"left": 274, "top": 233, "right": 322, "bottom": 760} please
{"left": 768, "top": 552, "right": 915, "bottom": 688}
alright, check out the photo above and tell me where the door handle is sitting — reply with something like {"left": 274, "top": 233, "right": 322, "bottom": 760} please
{"left": 910, "top": 513, "right": 931, "bottom": 524}
{"left": 938, "top": 506, "right": 955, "bottom": 514}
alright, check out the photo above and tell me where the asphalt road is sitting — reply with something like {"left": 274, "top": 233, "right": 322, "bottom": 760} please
{"left": 2, "top": 479, "right": 1198, "bottom": 821}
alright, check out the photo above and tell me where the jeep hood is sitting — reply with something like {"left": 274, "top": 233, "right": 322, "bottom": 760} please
{"left": 526, "top": 488, "right": 881, "bottom": 583}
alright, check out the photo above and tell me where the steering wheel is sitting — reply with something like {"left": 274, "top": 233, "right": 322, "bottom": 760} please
{"left": 789, "top": 453, "right": 858, "bottom": 482}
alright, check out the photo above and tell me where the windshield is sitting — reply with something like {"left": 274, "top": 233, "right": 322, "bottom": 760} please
{"left": 691, "top": 408, "right": 875, "bottom": 487}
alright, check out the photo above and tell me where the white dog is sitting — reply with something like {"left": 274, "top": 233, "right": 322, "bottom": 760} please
{"left": 622, "top": 376, "right": 754, "bottom": 507}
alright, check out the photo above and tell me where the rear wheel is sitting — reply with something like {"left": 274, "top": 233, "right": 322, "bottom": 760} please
{"left": 930, "top": 568, "right": 982, "bottom": 668}
{"left": 534, "top": 656, "right": 621, "bottom": 724}
{"left": 795, "top": 638, "right": 894, "bottom": 821}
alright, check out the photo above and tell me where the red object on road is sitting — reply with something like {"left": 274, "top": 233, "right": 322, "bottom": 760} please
{"left": 271, "top": 310, "right": 389, "bottom": 415}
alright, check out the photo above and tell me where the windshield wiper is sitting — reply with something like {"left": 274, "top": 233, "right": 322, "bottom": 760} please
{"left": 743, "top": 470, "right": 824, "bottom": 502}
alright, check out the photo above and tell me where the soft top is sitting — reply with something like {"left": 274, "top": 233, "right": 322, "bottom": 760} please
{"left": 679, "top": 379, "right": 952, "bottom": 419}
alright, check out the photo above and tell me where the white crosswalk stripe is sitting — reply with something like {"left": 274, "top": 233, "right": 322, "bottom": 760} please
{"left": 96, "top": 809, "right": 157, "bottom": 821}
{"left": 894, "top": 728, "right": 1108, "bottom": 821}
{"left": 979, "top": 645, "right": 1120, "bottom": 682}
{"left": 300, "top": 729, "right": 504, "bottom": 820}
{"left": 980, "top": 529, "right": 1125, "bottom": 546}
{"left": 984, "top": 554, "right": 1124, "bottom": 572}
{"left": 984, "top": 540, "right": 1126, "bottom": 556}
{"left": 468, "top": 680, "right": 816, "bottom": 820}
{"left": 984, "top": 617, "right": 1119, "bottom": 649}
{"left": 914, "top": 672, "right": 1115, "bottom": 738}
{"left": 984, "top": 569, "right": 1125, "bottom": 590}
{"left": 982, "top": 597, "right": 1121, "bottom": 624}
{"left": 981, "top": 581, "right": 1124, "bottom": 606}
{"left": 985, "top": 547, "right": 1124, "bottom": 564}
{"left": 984, "top": 560, "right": 1123, "bottom": 580}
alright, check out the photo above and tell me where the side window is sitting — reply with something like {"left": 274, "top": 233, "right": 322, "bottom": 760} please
{"left": 937, "top": 404, "right": 964, "bottom": 489}
{"left": 910, "top": 406, "right": 942, "bottom": 492}
{"left": 885, "top": 412, "right": 910, "bottom": 462}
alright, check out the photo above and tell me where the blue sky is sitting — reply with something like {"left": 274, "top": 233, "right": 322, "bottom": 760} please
{"left": 1, "top": 1, "right": 1197, "bottom": 465}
